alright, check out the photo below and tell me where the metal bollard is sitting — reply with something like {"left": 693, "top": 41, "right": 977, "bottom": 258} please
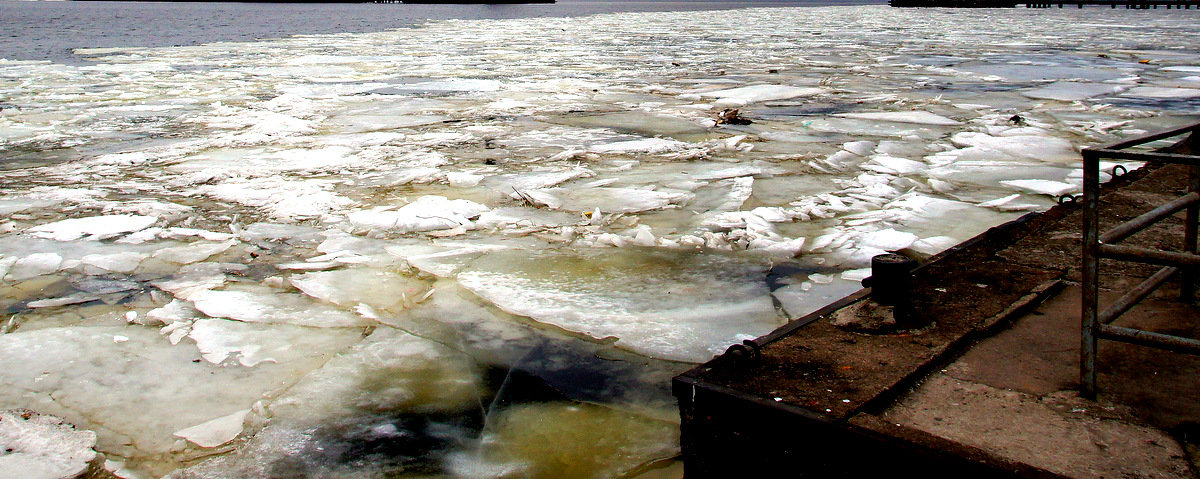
{"left": 862, "top": 253, "right": 918, "bottom": 326}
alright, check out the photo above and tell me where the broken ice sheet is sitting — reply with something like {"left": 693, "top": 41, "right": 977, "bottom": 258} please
{"left": 186, "top": 318, "right": 365, "bottom": 367}
{"left": 456, "top": 248, "right": 783, "bottom": 363}
{"left": 288, "top": 268, "right": 431, "bottom": 312}
{"left": 173, "top": 409, "right": 250, "bottom": 449}
{"left": 188, "top": 285, "right": 373, "bottom": 328}
{"left": 688, "top": 84, "right": 825, "bottom": 108}
{"left": 524, "top": 186, "right": 693, "bottom": 214}
{"left": 152, "top": 239, "right": 240, "bottom": 265}
{"left": 167, "top": 326, "right": 482, "bottom": 478}
{"left": 346, "top": 196, "right": 489, "bottom": 234}
{"left": 834, "top": 111, "right": 961, "bottom": 126}
{"left": 0, "top": 325, "right": 353, "bottom": 470}
{"left": 25, "top": 215, "right": 158, "bottom": 242}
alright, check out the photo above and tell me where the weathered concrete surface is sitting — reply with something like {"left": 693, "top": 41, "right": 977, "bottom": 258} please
{"left": 882, "top": 374, "right": 1192, "bottom": 479}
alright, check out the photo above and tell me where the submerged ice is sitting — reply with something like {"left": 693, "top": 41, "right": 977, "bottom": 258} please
{"left": 2, "top": 4, "right": 1198, "bottom": 478}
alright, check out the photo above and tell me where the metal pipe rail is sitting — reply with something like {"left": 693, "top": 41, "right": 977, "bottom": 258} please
{"left": 1081, "top": 122, "right": 1200, "bottom": 398}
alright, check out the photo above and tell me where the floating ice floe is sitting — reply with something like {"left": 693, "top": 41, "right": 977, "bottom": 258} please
{"left": 153, "top": 240, "right": 240, "bottom": 265}
{"left": 188, "top": 287, "right": 372, "bottom": 328}
{"left": 288, "top": 269, "right": 430, "bottom": 312}
{"left": 835, "top": 111, "right": 961, "bottom": 126}
{"left": 1120, "top": 87, "right": 1200, "bottom": 99}
{"left": 455, "top": 248, "right": 783, "bottom": 363}
{"left": 5, "top": 253, "right": 63, "bottom": 282}
{"left": 26, "top": 215, "right": 157, "bottom": 242}
{"left": 948, "top": 132, "right": 1079, "bottom": 163}
{"left": 198, "top": 177, "right": 355, "bottom": 221}
{"left": 0, "top": 409, "right": 99, "bottom": 479}
{"left": 588, "top": 138, "right": 691, "bottom": 155}
{"left": 521, "top": 187, "right": 692, "bottom": 214}
{"left": 172, "top": 409, "right": 249, "bottom": 449}
{"left": 164, "top": 326, "right": 483, "bottom": 478}
{"left": 186, "top": 318, "right": 364, "bottom": 368}
{"left": 347, "top": 196, "right": 489, "bottom": 234}
{"left": 1000, "top": 179, "right": 1077, "bottom": 197}
{"left": 77, "top": 252, "right": 149, "bottom": 274}
{"left": 1021, "top": 82, "right": 1126, "bottom": 101}
{"left": 857, "top": 228, "right": 919, "bottom": 251}
{"left": 385, "top": 243, "right": 507, "bottom": 278}
{"left": 689, "top": 84, "right": 825, "bottom": 108}
{"left": 0, "top": 326, "right": 335, "bottom": 457}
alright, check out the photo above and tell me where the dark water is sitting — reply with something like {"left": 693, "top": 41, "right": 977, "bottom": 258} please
{"left": 0, "top": 0, "right": 881, "bottom": 64}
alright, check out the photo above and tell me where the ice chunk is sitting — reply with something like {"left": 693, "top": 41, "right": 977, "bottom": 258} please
{"left": 843, "top": 141, "right": 876, "bottom": 157}
{"left": 1121, "top": 87, "right": 1200, "bottom": 99}
{"left": 588, "top": 138, "right": 690, "bottom": 155}
{"left": 152, "top": 240, "right": 239, "bottom": 265}
{"left": 1022, "top": 82, "right": 1124, "bottom": 101}
{"left": 6, "top": 253, "right": 63, "bottom": 282}
{"left": 78, "top": 252, "right": 148, "bottom": 274}
{"left": 835, "top": 111, "right": 961, "bottom": 126}
{"left": 160, "top": 228, "right": 236, "bottom": 242}
{"left": 446, "top": 172, "right": 485, "bottom": 188}
{"left": 288, "top": 269, "right": 430, "bottom": 312}
{"left": 347, "top": 196, "right": 488, "bottom": 233}
{"left": 0, "top": 409, "right": 98, "bottom": 479}
{"left": 1000, "top": 179, "right": 1076, "bottom": 197}
{"left": 187, "top": 318, "right": 363, "bottom": 367}
{"left": 146, "top": 299, "right": 202, "bottom": 325}
{"left": 199, "top": 177, "right": 354, "bottom": 221}
{"left": 265, "top": 326, "right": 480, "bottom": 423}
{"left": 950, "top": 132, "right": 1078, "bottom": 163}
{"left": 187, "top": 288, "right": 371, "bottom": 328}
{"left": 858, "top": 229, "right": 918, "bottom": 251}
{"left": 909, "top": 236, "right": 960, "bottom": 256}
{"left": 865, "top": 156, "right": 926, "bottom": 175}
{"left": 0, "top": 326, "right": 341, "bottom": 457}
{"left": 172, "top": 410, "right": 248, "bottom": 449}
{"left": 26, "top": 215, "right": 157, "bottom": 241}
{"left": 385, "top": 244, "right": 505, "bottom": 278}
{"left": 524, "top": 187, "right": 692, "bottom": 214}
{"left": 161, "top": 326, "right": 481, "bottom": 478}
{"left": 456, "top": 248, "right": 782, "bottom": 363}
{"left": 695, "top": 85, "right": 825, "bottom": 107}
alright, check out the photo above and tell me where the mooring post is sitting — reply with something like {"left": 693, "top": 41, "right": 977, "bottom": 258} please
{"left": 866, "top": 253, "right": 917, "bottom": 326}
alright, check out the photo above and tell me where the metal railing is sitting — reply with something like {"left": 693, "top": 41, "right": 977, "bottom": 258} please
{"left": 1081, "top": 122, "right": 1200, "bottom": 398}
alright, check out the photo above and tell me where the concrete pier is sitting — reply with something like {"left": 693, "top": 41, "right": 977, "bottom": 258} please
{"left": 675, "top": 161, "right": 1200, "bottom": 477}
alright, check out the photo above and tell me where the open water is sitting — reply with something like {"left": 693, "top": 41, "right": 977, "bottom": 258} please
{"left": 1, "top": 0, "right": 880, "bottom": 64}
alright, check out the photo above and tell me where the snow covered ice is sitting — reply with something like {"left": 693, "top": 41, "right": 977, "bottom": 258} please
{"left": 1, "top": 4, "right": 1198, "bottom": 477}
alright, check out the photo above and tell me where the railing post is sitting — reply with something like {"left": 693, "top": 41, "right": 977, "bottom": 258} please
{"left": 1183, "top": 131, "right": 1200, "bottom": 303}
{"left": 1081, "top": 149, "right": 1102, "bottom": 399}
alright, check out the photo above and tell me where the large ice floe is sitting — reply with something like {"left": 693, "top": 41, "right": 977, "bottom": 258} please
{"left": 1, "top": 4, "right": 1198, "bottom": 477}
